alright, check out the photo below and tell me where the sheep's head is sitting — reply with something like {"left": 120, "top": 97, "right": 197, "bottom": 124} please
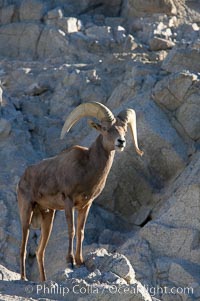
{"left": 87, "top": 118, "right": 127, "bottom": 152}
{"left": 61, "top": 102, "right": 143, "bottom": 156}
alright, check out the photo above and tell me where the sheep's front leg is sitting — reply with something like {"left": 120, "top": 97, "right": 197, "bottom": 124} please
{"left": 64, "top": 199, "right": 75, "bottom": 267}
{"left": 75, "top": 203, "right": 92, "bottom": 266}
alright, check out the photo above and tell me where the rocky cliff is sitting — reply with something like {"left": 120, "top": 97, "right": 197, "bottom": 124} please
{"left": 0, "top": 0, "right": 200, "bottom": 300}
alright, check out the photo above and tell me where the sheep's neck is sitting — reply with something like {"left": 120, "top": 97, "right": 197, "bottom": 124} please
{"left": 89, "top": 135, "right": 115, "bottom": 180}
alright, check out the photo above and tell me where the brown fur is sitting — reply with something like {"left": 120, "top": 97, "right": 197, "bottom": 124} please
{"left": 17, "top": 119, "right": 129, "bottom": 281}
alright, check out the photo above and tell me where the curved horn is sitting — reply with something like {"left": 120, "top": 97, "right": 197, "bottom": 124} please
{"left": 118, "top": 109, "right": 143, "bottom": 156}
{"left": 61, "top": 102, "right": 115, "bottom": 139}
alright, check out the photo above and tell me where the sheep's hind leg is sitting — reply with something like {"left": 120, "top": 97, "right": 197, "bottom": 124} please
{"left": 64, "top": 199, "right": 75, "bottom": 268}
{"left": 18, "top": 193, "right": 33, "bottom": 281}
{"left": 36, "top": 208, "right": 55, "bottom": 281}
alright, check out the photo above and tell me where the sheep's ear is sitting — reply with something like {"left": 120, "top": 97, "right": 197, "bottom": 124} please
{"left": 88, "top": 119, "right": 102, "bottom": 131}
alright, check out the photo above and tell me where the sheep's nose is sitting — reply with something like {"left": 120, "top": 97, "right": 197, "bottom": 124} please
{"left": 117, "top": 138, "right": 126, "bottom": 146}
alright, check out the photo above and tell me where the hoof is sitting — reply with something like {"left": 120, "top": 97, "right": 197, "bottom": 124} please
{"left": 67, "top": 261, "right": 75, "bottom": 269}
{"left": 75, "top": 259, "right": 85, "bottom": 267}
{"left": 66, "top": 256, "right": 76, "bottom": 269}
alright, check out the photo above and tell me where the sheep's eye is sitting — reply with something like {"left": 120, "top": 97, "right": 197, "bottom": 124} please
{"left": 102, "top": 127, "right": 107, "bottom": 131}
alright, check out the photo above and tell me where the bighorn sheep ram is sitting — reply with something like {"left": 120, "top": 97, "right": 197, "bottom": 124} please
{"left": 17, "top": 102, "right": 143, "bottom": 281}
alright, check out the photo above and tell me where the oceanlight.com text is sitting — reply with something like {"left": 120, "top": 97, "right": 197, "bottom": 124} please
{"left": 24, "top": 282, "right": 194, "bottom": 298}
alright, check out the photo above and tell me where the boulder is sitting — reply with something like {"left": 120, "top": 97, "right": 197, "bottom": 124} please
{"left": 151, "top": 151, "right": 200, "bottom": 230}
{"left": 139, "top": 152, "right": 200, "bottom": 269}
{"left": 0, "top": 23, "right": 43, "bottom": 59}
{"left": 176, "top": 80, "right": 200, "bottom": 140}
{"left": 19, "top": 0, "right": 45, "bottom": 22}
{"left": 46, "top": 16, "right": 82, "bottom": 34}
{"left": 85, "top": 248, "right": 136, "bottom": 284}
{"left": 153, "top": 71, "right": 200, "bottom": 140}
{"left": 122, "top": 0, "right": 177, "bottom": 18}
{"left": 51, "top": 248, "right": 152, "bottom": 301}
{"left": 119, "top": 235, "right": 155, "bottom": 285}
{"left": 156, "top": 184, "right": 200, "bottom": 231}
{"left": 152, "top": 71, "right": 197, "bottom": 111}
{"left": 45, "top": 7, "right": 64, "bottom": 20}
{"left": 59, "top": 17, "right": 82, "bottom": 33}
{"left": 162, "top": 41, "right": 200, "bottom": 73}
{"left": 0, "top": 264, "right": 20, "bottom": 280}
{"left": 36, "top": 26, "right": 70, "bottom": 58}
{"left": 149, "top": 37, "right": 175, "bottom": 51}
{"left": 140, "top": 222, "right": 200, "bottom": 264}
